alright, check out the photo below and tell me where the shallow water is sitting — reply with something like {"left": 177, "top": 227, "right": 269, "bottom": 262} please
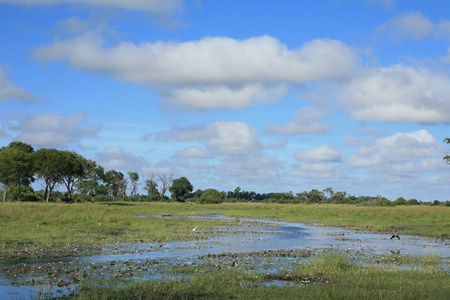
{"left": 1, "top": 215, "right": 449, "bottom": 299}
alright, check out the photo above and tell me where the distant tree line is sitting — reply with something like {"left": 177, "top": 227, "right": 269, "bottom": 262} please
{"left": 0, "top": 141, "right": 449, "bottom": 206}
{"left": 0, "top": 142, "right": 192, "bottom": 203}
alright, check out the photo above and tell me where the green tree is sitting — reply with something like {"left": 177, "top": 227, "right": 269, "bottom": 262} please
{"left": 199, "top": 189, "right": 224, "bottom": 204}
{"left": 392, "top": 197, "right": 407, "bottom": 206}
{"left": 169, "top": 177, "right": 193, "bottom": 201}
{"left": 105, "top": 170, "right": 127, "bottom": 199}
{"left": 8, "top": 141, "right": 34, "bottom": 153}
{"left": 0, "top": 146, "right": 34, "bottom": 201}
{"left": 34, "top": 148, "right": 65, "bottom": 202}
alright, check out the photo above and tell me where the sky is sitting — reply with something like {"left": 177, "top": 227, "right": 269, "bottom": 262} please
{"left": 1, "top": 0, "right": 450, "bottom": 201}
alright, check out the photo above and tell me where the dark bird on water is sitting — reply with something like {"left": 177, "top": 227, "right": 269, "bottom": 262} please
{"left": 390, "top": 234, "right": 400, "bottom": 240}
{"left": 390, "top": 249, "right": 400, "bottom": 255}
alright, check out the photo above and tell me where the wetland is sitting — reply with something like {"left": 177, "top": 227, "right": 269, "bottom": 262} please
{"left": 0, "top": 202, "right": 449, "bottom": 299}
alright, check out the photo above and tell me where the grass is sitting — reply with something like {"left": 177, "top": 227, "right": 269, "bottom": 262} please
{"left": 1, "top": 202, "right": 448, "bottom": 253}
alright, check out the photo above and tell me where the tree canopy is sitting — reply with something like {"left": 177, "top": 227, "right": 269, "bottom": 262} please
{"left": 169, "top": 177, "right": 193, "bottom": 201}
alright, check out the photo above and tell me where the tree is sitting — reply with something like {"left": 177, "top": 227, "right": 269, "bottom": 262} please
{"left": 158, "top": 173, "right": 173, "bottom": 198}
{"left": 169, "top": 177, "right": 193, "bottom": 201}
{"left": 128, "top": 172, "right": 140, "bottom": 197}
{"left": 143, "top": 174, "right": 159, "bottom": 198}
{"left": 34, "top": 148, "right": 65, "bottom": 202}
{"left": 0, "top": 146, "right": 34, "bottom": 201}
{"left": 104, "top": 170, "right": 127, "bottom": 199}
{"left": 8, "top": 141, "right": 34, "bottom": 154}
{"left": 199, "top": 189, "right": 224, "bottom": 204}
{"left": 58, "top": 151, "right": 84, "bottom": 201}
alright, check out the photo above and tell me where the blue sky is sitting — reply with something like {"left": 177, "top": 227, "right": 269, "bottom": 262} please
{"left": 1, "top": 0, "right": 450, "bottom": 201}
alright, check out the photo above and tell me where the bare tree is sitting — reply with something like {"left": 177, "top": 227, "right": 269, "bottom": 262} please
{"left": 144, "top": 173, "right": 159, "bottom": 198}
{"left": 127, "top": 172, "right": 140, "bottom": 197}
{"left": 158, "top": 173, "right": 173, "bottom": 197}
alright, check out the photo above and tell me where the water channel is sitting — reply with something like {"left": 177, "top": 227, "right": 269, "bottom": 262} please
{"left": 1, "top": 215, "right": 449, "bottom": 299}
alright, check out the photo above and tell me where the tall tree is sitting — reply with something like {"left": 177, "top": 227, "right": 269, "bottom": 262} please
{"left": 128, "top": 172, "right": 140, "bottom": 197}
{"left": 34, "top": 148, "right": 65, "bottom": 202}
{"left": 105, "top": 170, "right": 127, "bottom": 199}
{"left": 158, "top": 173, "right": 173, "bottom": 198}
{"left": 0, "top": 146, "right": 34, "bottom": 201}
{"left": 169, "top": 177, "right": 193, "bottom": 201}
{"left": 58, "top": 151, "right": 84, "bottom": 201}
{"left": 144, "top": 174, "right": 159, "bottom": 198}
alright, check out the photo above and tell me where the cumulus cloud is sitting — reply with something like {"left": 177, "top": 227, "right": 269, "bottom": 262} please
{"left": 0, "top": 0, "right": 182, "bottom": 16}
{"left": 164, "top": 121, "right": 261, "bottom": 155}
{"left": 377, "top": 12, "right": 434, "bottom": 41}
{"left": 348, "top": 130, "right": 445, "bottom": 180}
{"left": 93, "top": 147, "right": 150, "bottom": 171}
{"left": 338, "top": 64, "right": 450, "bottom": 124}
{"left": 286, "top": 163, "right": 346, "bottom": 179}
{"left": 9, "top": 112, "right": 100, "bottom": 146}
{"left": 265, "top": 106, "right": 329, "bottom": 135}
{"left": 163, "top": 84, "right": 288, "bottom": 111}
{"left": 173, "top": 147, "right": 212, "bottom": 159}
{"left": 294, "top": 145, "right": 342, "bottom": 162}
{"left": 217, "top": 154, "right": 281, "bottom": 183}
{"left": 33, "top": 34, "right": 358, "bottom": 110}
{"left": 0, "top": 67, "right": 36, "bottom": 102}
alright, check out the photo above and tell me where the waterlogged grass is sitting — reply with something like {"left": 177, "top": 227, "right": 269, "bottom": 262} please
{"left": 1, "top": 202, "right": 448, "bottom": 253}
{"left": 59, "top": 253, "right": 449, "bottom": 300}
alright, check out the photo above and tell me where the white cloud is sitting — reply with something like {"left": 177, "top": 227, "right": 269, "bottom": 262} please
{"left": 9, "top": 112, "right": 100, "bottom": 146}
{"left": 217, "top": 154, "right": 281, "bottom": 183}
{"left": 0, "top": 67, "right": 36, "bottom": 102}
{"left": 265, "top": 106, "right": 329, "bottom": 135}
{"left": 377, "top": 12, "right": 434, "bottom": 41}
{"left": 173, "top": 147, "right": 211, "bottom": 159}
{"left": 348, "top": 130, "right": 445, "bottom": 180}
{"left": 94, "top": 147, "right": 150, "bottom": 171}
{"left": 165, "top": 121, "right": 261, "bottom": 155}
{"left": 163, "top": 84, "right": 288, "bottom": 111}
{"left": 0, "top": 0, "right": 182, "bottom": 16}
{"left": 294, "top": 145, "right": 342, "bottom": 162}
{"left": 338, "top": 64, "right": 450, "bottom": 124}
{"left": 286, "top": 163, "right": 346, "bottom": 179}
{"left": 33, "top": 34, "right": 358, "bottom": 110}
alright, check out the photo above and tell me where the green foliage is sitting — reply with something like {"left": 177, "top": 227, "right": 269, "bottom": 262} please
{"left": 407, "top": 199, "right": 420, "bottom": 205}
{"left": 198, "top": 188, "right": 224, "bottom": 204}
{"left": 0, "top": 146, "right": 34, "bottom": 201}
{"left": 169, "top": 177, "right": 194, "bottom": 201}
{"left": 73, "top": 193, "right": 93, "bottom": 203}
{"left": 93, "top": 194, "right": 112, "bottom": 202}
{"left": 393, "top": 197, "right": 407, "bottom": 206}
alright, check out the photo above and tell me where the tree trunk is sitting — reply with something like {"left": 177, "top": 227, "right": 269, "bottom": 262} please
{"left": 2, "top": 186, "right": 7, "bottom": 202}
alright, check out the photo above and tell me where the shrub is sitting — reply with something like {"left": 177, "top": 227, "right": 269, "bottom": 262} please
{"left": 92, "top": 194, "right": 111, "bottom": 202}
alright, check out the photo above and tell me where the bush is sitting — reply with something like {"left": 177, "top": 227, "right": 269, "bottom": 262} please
{"left": 92, "top": 194, "right": 111, "bottom": 202}
{"left": 74, "top": 193, "right": 93, "bottom": 203}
